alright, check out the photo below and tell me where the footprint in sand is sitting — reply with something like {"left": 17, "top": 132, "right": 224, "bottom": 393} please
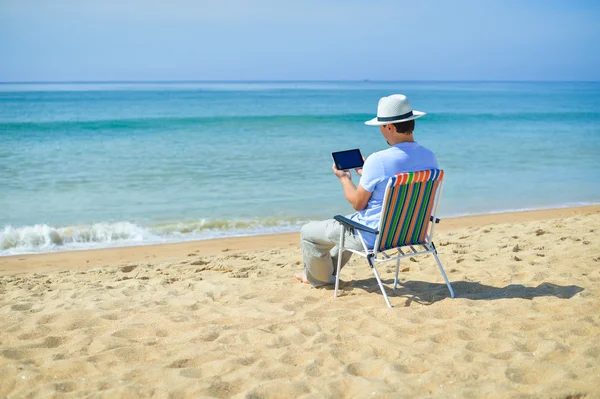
{"left": 305, "top": 359, "right": 322, "bottom": 377}
{"left": 36, "top": 313, "right": 59, "bottom": 325}
{"left": 570, "top": 327, "right": 591, "bottom": 337}
{"left": 170, "top": 315, "right": 189, "bottom": 323}
{"left": 11, "top": 303, "right": 33, "bottom": 311}
{"left": 180, "top": 368, "right": 203, "bottom": 379}
{"left": 38, "top": 336, "right": 68, "bottom": 349}
{"left": 54, "top": 381, "right": 77, "bottom": 393}
{"left": 465, "top": 341, "right": 486, "bottom": 353}
{"left": 112, "top": 347, "right": 145, "bottom": 362}
{"left": 491, "top": 351, "right": 514, "bottom": 360}
{"left": 166, "top": 358, "right": 195, "bottom": 368}
{"left": 346, "top": 362, "right": 388, "bottom": 378}
{"left": 66, "top": 317, "right": 101, "bottom": 331}
{"left": 456, "top": 330, "right": 474, "bottom": 341}
{"left": 430, "top": 333, "right": 454, "bottom": 345}
{"left": 393, "top": 359, "right": 430, "bottom": 374}
{"left": 514, "top": 340, "right": 538, "bottom": 353}
{"left": 100, "top": 312, "right": 123, "bottom": 321}
{"left": 18, "top": 326, "right": 51, "bottom": 340}
{"left": 2, "top": 348, "right": 32, "bottom": 360}
{"left": 198, "top": 330, "right": 220, "bottom": 342}
{"left": 584, "top": 346, "right": 600, "bottom": 359}
{"left": 505, "top": 367, "right": 541, "bottom": 384}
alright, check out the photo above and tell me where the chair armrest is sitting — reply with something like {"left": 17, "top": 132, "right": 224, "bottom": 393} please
{"left": 430, "top": 216, "right": 441, "bottom": 223}
{"left": 334, "top": 215, "right": 379, "bottom": 235}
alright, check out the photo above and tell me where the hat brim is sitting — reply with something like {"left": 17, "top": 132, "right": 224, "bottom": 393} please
{"left": 364, "top": 110, "right": 426, "bottom": 126}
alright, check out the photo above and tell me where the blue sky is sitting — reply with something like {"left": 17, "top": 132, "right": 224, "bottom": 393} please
{"left": 1, "top": 0, "right": 599, "bottom": 81}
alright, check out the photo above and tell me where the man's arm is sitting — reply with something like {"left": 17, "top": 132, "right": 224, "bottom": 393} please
{"left": 332, "top": 164, "right": 372, "bottom": 211}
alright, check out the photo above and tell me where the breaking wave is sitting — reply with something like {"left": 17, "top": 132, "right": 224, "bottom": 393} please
{"left": 0, "top": 217, "right": 306, "bottom": 256}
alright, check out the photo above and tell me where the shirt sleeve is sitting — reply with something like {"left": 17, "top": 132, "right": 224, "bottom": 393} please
{"left": 359, "top": 154, "right": 384, "bottom": 193}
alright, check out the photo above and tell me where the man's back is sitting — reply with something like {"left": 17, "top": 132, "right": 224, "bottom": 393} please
{"left": 354, "top": 142, "right": 439, "bottom": 246}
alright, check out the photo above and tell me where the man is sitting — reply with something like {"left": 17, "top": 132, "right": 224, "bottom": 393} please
{"left": 296, "top": 94, "right": 439, "bottom": 286}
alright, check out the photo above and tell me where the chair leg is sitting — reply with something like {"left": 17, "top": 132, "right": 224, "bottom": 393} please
{"left": 368, "top": 256, "right": 393, "bottom": 308}
{"left": 432, "top": 251, "right": 455, "bottom": 299}
{"left": 393, "top": 257, "right": 400, "bottom": 291}
{"left": 334, "top": 225, "right": 345, "bottom": 299}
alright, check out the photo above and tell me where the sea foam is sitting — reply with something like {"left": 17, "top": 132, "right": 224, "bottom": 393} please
{"left": 0, "top": 222, "right": 151, "bottom": 255}
{"left": 0, "top": 218, "right": 305, "bottom": 256}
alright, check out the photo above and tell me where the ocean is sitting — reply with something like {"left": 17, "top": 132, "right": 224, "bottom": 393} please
{"left": 1, "top": 81, "right": 599, "bottom": 256}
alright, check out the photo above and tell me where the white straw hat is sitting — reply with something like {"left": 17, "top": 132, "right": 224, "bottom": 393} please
{"left": 365, "top": 94, "right": 426, "bottom": 126}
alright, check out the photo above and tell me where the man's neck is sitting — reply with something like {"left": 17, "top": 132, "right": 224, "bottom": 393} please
{"left": 389, "top": 133, "right": 415, "bottom": 146}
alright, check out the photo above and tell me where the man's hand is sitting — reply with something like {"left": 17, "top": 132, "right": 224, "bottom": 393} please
{"left": 354, "top": 156, "right": 366, "bottom": 177}
{"left": 332, "top": 163, "right": 351, "bottom": 179}
{"left": 333, "top": 161, "right": 372, "bottom": 211}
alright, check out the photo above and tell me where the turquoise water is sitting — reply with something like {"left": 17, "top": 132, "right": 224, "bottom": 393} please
{"left": 1, "top": 81, "right": 599, "bottom": 255}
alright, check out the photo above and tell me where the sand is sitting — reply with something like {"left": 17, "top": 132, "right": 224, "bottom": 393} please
{"left": 1, "top": 206, "right": 599, "bottom": 398}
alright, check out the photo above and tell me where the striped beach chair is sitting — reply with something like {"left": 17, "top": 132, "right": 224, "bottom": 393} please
{"left": 333, "top": 169, "right": 454, "bottom": 308}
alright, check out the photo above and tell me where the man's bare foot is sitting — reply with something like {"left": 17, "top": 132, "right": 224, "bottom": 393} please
{"left": 295, "top": 271, "right": 310, "bottom": 284}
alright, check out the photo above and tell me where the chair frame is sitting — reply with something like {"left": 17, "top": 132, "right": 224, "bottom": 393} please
{"left": 333, "top": 171, "right": 455, "bottom": 308}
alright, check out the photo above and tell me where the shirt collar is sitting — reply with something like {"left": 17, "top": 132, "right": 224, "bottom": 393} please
{"left": 394, "top": 141, "right": 420, "bottom": 148}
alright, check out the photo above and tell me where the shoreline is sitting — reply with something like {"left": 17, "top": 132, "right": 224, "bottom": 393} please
{"left": 2, "top": 204, "right": 598, "bottom": 276}
{"left": 3, "top": 202, "right": 599, "bottom": 257}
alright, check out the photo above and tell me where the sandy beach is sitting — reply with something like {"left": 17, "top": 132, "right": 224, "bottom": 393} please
{"left": 1, "top": 206, "right": 599, "bottom": 398}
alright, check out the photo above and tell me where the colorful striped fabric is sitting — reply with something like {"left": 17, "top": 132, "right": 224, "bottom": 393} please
{"left": 377, "top": 169, "right": 444, "bottom": 252}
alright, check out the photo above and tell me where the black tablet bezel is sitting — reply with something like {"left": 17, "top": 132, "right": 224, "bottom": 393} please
{"left": 332, "top": 149, "right": 364, "bottom": 170}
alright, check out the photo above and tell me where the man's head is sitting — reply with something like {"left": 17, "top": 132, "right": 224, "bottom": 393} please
{"left": 365, "top": 94, "right": 424, "bottom": 145}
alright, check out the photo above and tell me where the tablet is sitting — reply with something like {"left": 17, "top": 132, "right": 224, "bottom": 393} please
{"left": 332, "top": 149, "right": 364, "bottom": 170}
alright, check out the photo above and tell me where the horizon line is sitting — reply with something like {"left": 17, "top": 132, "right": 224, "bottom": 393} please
{"left": 1, "top": 79, "right": 599, "bottom": 85}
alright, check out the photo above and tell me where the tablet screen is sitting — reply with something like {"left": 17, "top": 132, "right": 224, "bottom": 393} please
{"left": 332, "top": 149, "right": 364, "bottom": 170}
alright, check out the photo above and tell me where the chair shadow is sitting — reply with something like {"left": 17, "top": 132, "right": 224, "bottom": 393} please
{"left": 338, "top": 277, "right": 584, "bottom": 306}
